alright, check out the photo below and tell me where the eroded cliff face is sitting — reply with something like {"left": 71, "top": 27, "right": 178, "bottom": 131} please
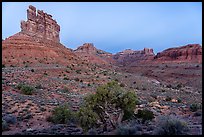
{"left": 21, "top": 5, "right": 60, "bottom": 43}
{"left": 154, "top": 44, "right": 202, "bottom": 63}
{"left": 113, "top": 48, "right": 155, "bottom": 66}
{"left": 2, "top": 5, "right": 80, "bottom": 67}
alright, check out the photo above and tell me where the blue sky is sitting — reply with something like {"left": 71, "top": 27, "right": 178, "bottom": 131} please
{"left": 2, "top": 2, "right": 202, "bottom": 54}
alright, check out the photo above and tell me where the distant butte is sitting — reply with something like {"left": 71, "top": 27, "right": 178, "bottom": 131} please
{"left": 21, "top": 5, "right": 60, "bottom": 43}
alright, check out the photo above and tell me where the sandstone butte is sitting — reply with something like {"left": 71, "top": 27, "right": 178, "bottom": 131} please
{"left": 2, "top": 5, "right": 81, "bottom": 67}
{"left": 2, "top": 5, "right": 202, "bottom": 67}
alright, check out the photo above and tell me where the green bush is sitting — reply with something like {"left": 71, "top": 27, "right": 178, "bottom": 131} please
{"left": 77, "top": 106, "right": 99, "bottom": 131}
{"left": 190, "top": 103, "right": 201, "bottom": 112}
{"left": 21, "top": 85, "right": 34, "bottom": 95}
{"left": 48, "top": 105, "right": 74, "bottom": 124}
{"left": 17, "top": 84, "right": 34, "bottom": 95}
{"left": 2, "top": 64, "right": 5, "bottom": 68}
{"left": 81, "top": 81, "right": 138, "bottom": 131}
{"left": 136, "top": 109, "right": 155, "bottom": 123}
{"left": 16, "top": 83, "right": 24, "bottom": 90}
{"left": 154, "top": 116, "right": 189, "bottom": 135}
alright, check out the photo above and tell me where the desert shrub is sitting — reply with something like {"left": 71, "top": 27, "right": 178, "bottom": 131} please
{"left": 81, "top": 81, "right": 138, "bottom": 131}
{"left": 2, "top": 118, "right": 8, "bottom": 131}
{"left": 16, "top": 83, "right": 24, "bottom": 90}
{"left": 117, "top": 91, "right": 138, "bottom": 120}
{"left": 116, "top": 123, "right": 141, "bottom": 135}
{"left": 116, "top": 125, "right": 138, "bottom": 135}
{"left": 48, "top": 105, "right": 74, "bottom": 124}
{"left": 2, "top": 64, "right": 5, "bottom": 68}
{"left": 136, "top": 109, "right": 155, "bottom": 123}
{"left": 190, "top": 103, "right": 201, "bottom": 112}
{"left": 17, "top": 83, "right": 34, "bottom": 95}
{"left": 165, "top": 96, "right": 172, "bottom": 101}
{"left": 154, "top": 116, "right": 189, "bottom": 135}
{"left": 30, "top": 69, "right": 34, "bottom": 72}
{"left": 77, "top": 106, "right": 99, "bottom": 131}
{"left": 21, "top": 85, "right": 34, "bottom": 95}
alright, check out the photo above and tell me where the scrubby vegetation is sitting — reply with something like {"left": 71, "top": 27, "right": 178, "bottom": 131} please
{"left": 16, "top": 83, "right": 34, "bottom": 95}
{"left": 77, "top": 106, "right": 99, "bottom": 131}
{"left": 47, "top": 104, "right": 75, "bottom": 124}
{"left": 136, "top": 109, "right": 155, "bottom": 123}
{"left": 154, "top": 116, "right": 189, "bottom": 135}
{"left": 78, "top": 81, "right": 138, "bottom": 131}
{"left": 190, "top": 103, "right": 201, "bottom": 112}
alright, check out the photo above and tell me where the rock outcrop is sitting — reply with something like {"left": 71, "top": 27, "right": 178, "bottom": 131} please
{"left": 74, "top": 43, "right": 97, "bottom": 54}
{"left": 113, "top": 48, "right": 155, "bottom": 66}
{"left": 21, "top": 5, "right": 60, "bottom": 43}
{"left": 74, "top": 43, "right": 115, "bottom": 66}
{"left": 2, "top": 5, "right": 81, "bottom": 67}
{"left": 154, "top": 44, "right": 202, "bottom": 63}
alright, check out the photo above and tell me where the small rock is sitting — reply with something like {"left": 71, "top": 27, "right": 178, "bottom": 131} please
{"left": 26, "top": 128, "right": 34, "bottom": 132}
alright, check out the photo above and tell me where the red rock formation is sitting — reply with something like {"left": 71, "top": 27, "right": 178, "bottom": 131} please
{"left": 21, "top": 5, "right": 60, "bottom": 43}
{"left": 154, "top": 44, "right": 202, "bottom": 63}
{"left": 74, "top": 43, "right": 115, "bottom": 66}
{"left": 2, "top": 32, "right": 80, "bottom": 67}
{"left": 75, "top": 43, "right": 97, "bottom": 54}
{"left": 113, "top": 48, "right": 155, "bottom": 66}
{"left": 2, "top": 5, "right": 81, "bottom": 67}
